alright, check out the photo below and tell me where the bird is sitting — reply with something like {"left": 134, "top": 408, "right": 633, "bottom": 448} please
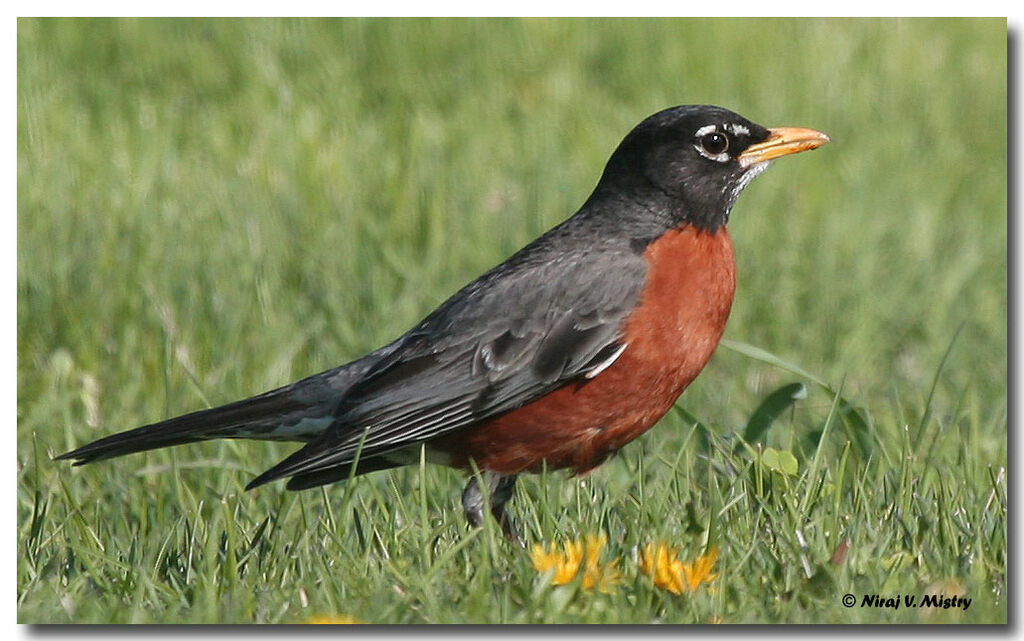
{"left": 57, "top": 104, "right": 829, "bottom": 542}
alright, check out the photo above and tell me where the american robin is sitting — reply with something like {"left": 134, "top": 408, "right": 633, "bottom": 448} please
{"left": 58, "top": 105, "right": 828, "bottom": 541}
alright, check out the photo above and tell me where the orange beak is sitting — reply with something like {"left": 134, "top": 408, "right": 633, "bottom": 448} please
{"left": 737, "top": 126, "right": 831, "bottom": 169}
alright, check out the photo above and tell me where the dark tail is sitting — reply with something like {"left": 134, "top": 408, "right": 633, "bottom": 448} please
{"left": 56, "top": 345, "right": 400, "bottom": 487}
{"left": 55, "top": 386, "right": 316, "bottom": 465}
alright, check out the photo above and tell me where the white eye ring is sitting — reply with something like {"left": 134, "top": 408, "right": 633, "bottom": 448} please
{"left": 693, "top": 125, "right": 730, "bottom": 162}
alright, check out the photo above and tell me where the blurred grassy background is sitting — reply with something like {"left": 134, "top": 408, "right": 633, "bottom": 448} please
{"left": 18, "top": 18, "right": 1006, "bottom": 623}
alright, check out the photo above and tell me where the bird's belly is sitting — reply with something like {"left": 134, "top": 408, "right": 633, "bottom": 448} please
{"left": 433, "top": 225, "right": 736, "bottom": 475}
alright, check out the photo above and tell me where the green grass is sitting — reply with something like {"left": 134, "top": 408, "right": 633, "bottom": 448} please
{"left": 18, "top": 18, "right": 1006, "bottom": 623}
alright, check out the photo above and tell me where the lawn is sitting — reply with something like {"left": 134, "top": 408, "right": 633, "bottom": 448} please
{"left": 17, "top": 17, "right": 1006, "bottom": 624}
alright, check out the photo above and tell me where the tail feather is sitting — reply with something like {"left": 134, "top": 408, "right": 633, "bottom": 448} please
{"left": 279, "top": 456, "right": 401, "bottom": 491}
{"left": 56, "top": 387, "right": 312, "bottom": 465}
{"left": 56, "top": 344, "right": 400, "bottom": 485}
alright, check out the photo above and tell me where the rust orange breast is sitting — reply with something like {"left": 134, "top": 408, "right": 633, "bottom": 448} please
{"left": 435, "top": 225, "right": 736, "bottom": 475}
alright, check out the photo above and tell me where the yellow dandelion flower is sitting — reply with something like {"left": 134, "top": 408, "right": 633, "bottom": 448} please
{"left": 531, "top": 534, "right": 620, "bottom": 593}
{"left": 531, "top": 539, "right": 584, "bottom": 585}
{"left": 581, "top": 536, "right": 621, "bottom": 592}
{"left": 639, "top": 542, "right": 686, "bottom": 594}
{"left": 640, "top": 543, "right": 719, "bottom": 595}
{"left": 682, "top": 545, "right": 719, "bottom": 592}
{"left": 307, "top": 614, "right": 361, "bottom": 624}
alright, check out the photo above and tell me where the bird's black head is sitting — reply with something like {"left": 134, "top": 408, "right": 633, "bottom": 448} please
{"left": 590, "top": 105, "right": 829, "bottom": 234}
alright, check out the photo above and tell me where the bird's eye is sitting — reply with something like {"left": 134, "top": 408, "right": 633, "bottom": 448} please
{"left": 700, "top": 131, "right": 729, "bottom": 156}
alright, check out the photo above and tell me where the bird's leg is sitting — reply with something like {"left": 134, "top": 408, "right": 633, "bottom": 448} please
{"left": 462, "top": 472, "right": 523, "bottom": 545}
{"left": 489, "top": 474, "right": 522, "bottom": 545}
